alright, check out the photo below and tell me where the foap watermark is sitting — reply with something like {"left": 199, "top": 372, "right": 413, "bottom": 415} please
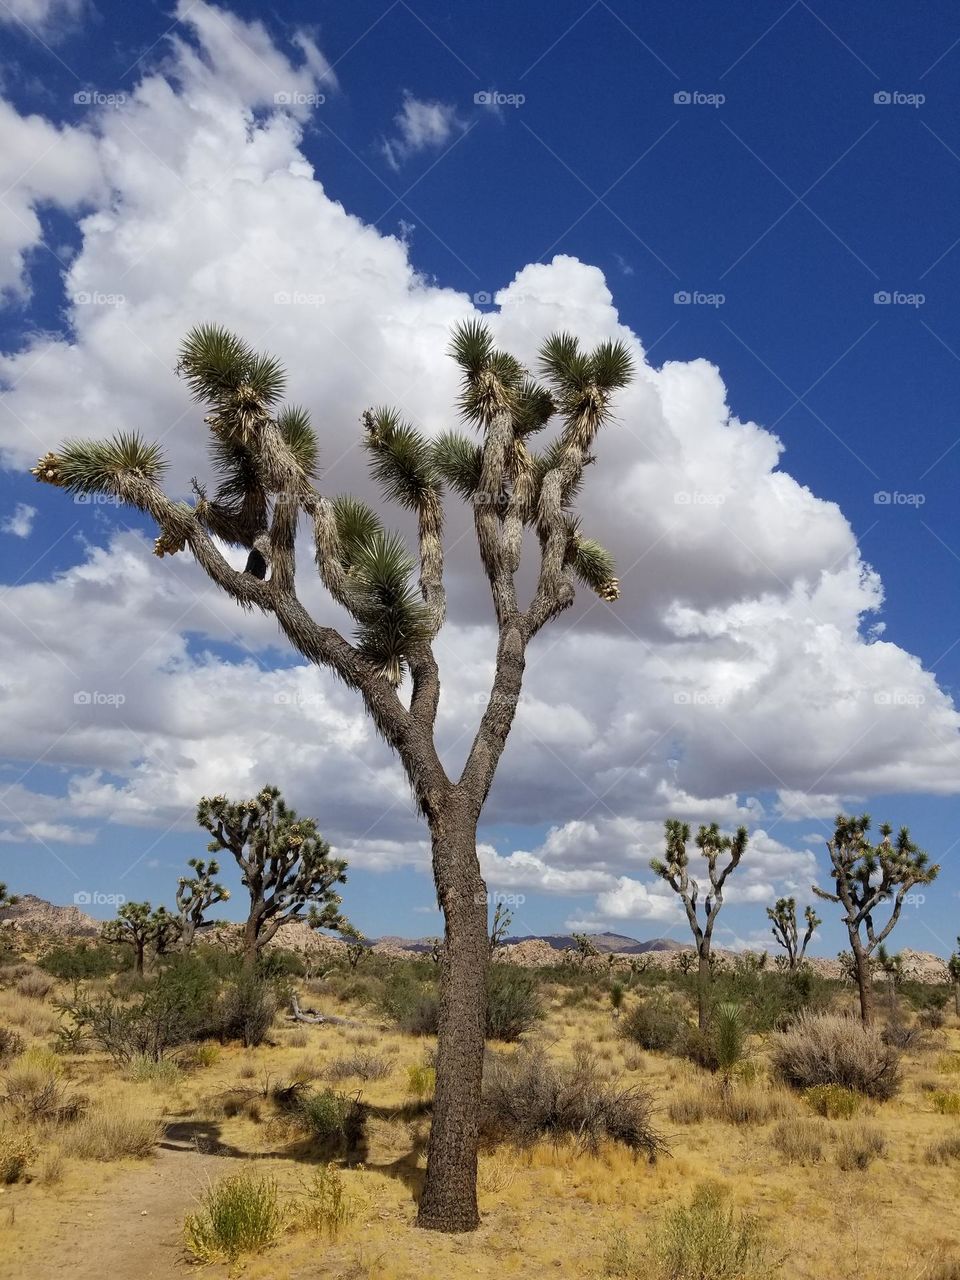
{"left": 74, "top": 492, "right": 121, "bottom": 506}
{"left": 274, "top": 291, "right": 325, "bottom": 307}
{"left": 874, "top": 90, "right": 925, "bottom": 108}
{"left": 674, "top": 490, "right": 726, "bottom": 506}
{"left": 474, "top": 890, "right": 526, "bottom": 907}
{"left": 874, "top": 690, "right": 926, "bottom": 707}
{"left": 674, "top": 690, "right": 727, "bottom": 707}
{"left": 74, "top": 890, "right": 126, "bottom": 907}
{"left": 274, "top": 690, "right": 324, "bottom": 707}
{"left": 674, "top": 90, "right": 725, "bottom": 108}
{"left": 73, "top": 690, "right": 126, "bottom": 707}
{"left": 73, "top": 89, "right": 126, "bottom": 108}
{"left": 874, "top": 290, "right": 925, "bottom": 307}
{"left": 274, "top": 90, "right": 326, "bottom": 108}
{"left": 674, "top": 290, "right": 725, "bottom": 307}
{"left": 472, "top": 691, "right": 525, "bottom": 708}
{"left": 874, "top": 490, "right": 925, "bottom": 506}
{"left": 73, "top": 290, "right": 125, "bottom": 307}
{"left": 474, "top": 90, "right": 525, "bottom": 108}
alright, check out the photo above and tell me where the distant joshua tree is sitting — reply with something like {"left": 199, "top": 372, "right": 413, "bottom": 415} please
{"left": 651, "top": 820, "right": 748, "bottom": 1030}
{"left": 488, "top": 901, "right": 513, "bottom": 955}
{"left": 813, "top": 814, "right": 938, "bottom": 1025}
{"left": 570, "top": 933, "right": 599, "bottom": 970}
{"left": 32, "top": 318, "right": 633, "bottom": 1231}
{"left": 102, "top": 901, "right": 154, "bottom": 975}
{"left": 766, "top": 897, "right": 821, "bottom": 971}
{"left": 176, "top": 857, "right": 230, "bottom": 951}
{"left": 0, "top": 884, "right": 19, "bottom": 910}
{"left": 948, "top": 944, "right": 960, "bottom": 1018}
{"left": 197, "top": 786, "right": 346, "bottom": 975}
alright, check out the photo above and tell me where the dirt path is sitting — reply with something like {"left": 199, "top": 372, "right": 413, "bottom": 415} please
{"left": 4, "top": 1122, "right": 247, "bottom": 1280}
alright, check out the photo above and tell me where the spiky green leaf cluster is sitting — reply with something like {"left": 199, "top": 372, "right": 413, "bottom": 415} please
{"left": 431, "top": 430, "right": 484, "bottom": 500}
{"left": 362, "top": 408, "right": 441, "bottom": 511}
{"left": 277, "top": 405, "right": 319, "bottom": 479}
{"left": 449, "top": 320, "right": 524, "bottom": 426}
{"left": 36, "top": 432, "right": 168, "bottom": 496}
{"left": 178, "top": 323, "right": 286, "bottom": 415}
{"left": 567, "top": 534, "right": 619, "bottom": 601}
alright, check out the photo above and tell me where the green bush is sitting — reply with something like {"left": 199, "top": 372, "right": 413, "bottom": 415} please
{"left": 298, "top": 1164, "right": 357, "bottom": 1239}
{"left": 379, "top": 971, "right": 440, "bottom": 1036}
{"left": 486, "top": 965, "right": 542, "bottom": 1042}
{"left": 620, "top": 993, "right": 688, "bottom": 1052}
{"left": 279, "top": 1085, "right": 366, "bottom": 1155}
{"left": 216, "top": 976, "right": 276, "bottom": 1048}
{"left": 804, "top": 1085, "right": 862, "bottom": 1119}
{"left": 40, "top": 942, "right": 123, "bottom": 980}
{"left": 184, "top": 1170, "right": 285, "bottom": 1262}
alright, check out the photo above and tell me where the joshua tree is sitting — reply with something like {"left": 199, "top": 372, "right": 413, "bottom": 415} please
{"left": 948, "top": 944, "right": 960, "bottom": 1018}
{"left": 0, "top": 884, "right": 19, "bottom": 910}
{"left": 569, "top": 932, "right": 599, "bottom": 970}
{"left": 197, "top": 786, "right": 346, "bottom": 975}
{"left": 651, "top": 820, "right": 748, "bottom": 1030}
{"left": 102, "top": 901, "right": 154, "bottom": 975}
{"left": 674, "top": 950, "right": 695, "bottom": 976}
{"left": 150, "top": 905, "right": 182, "bottom": 959}
{"left": 875, "top": 943, "right": 904, "bottom": 1014}
{"left": 813, "top": 814, "right": 939, "bottom": 1025}
{"left": 488, "top": 901, "right": 513, "bottom": 954}
{"left": 344, "top": 935, "right": 367, "bottom": 971}
{"left": 31, "top": 319, "right": 631, "bottom": 1232}
{"left": 766, "top": 897, "right": 821, "bottom": 970}
{"left": 176, "top": 857, "right": 230, "bottom": 951}
{"left": 609, "top": 980, "right": 625, "bottom": 1020}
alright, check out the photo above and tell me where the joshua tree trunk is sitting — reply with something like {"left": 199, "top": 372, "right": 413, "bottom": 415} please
{"left": 416, "top": 804, "right": 488, "bottom": 1231}
{"left": 134, "top": 941, "right": 145, "bottom": 976}
{"left": 850, "top": 936, "right": 874, "bottom": 1025}
{"left": 697, "top": 948, "right": 711, "bottom": 1031}
{"left": 242, "top": 919, "right": 260, "bottom": 976}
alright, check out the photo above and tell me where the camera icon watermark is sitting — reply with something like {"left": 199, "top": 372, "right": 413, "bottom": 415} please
{"left": 274, "top": 90, "right": 326, "bottom": 108}
{"left": 73, "top": 690, "right": 126, "bottom": 706}
{"left": 73, "top": 90, "right": 126, "bottom": 108}
{"left": 873, "top": 490, "right": 925, "bottom": 506}
{"left": 874, "top": 90, "right": 924, "bottom": 108}
{"left": 674, "top": 290, "right": 725, "bottom": 307}
{"left": 74, "top": 890, "right": 126, "bottom": 907}
{"left": 674, "top": 90, "right": 725, "bottom": 108}
{"left": 873, "top": 290, "right": 924, "bottom": 307}
{"left": 474, "top": 90, "right": 525, "bottom": 108}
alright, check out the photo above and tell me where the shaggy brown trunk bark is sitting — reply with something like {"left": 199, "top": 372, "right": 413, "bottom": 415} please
{"left": 416, "top": 805, "right": 488, "bottom": 1232}
{"left": 242, "top": 919, "right": 259, "bottom": 976}
{"left": 697, "top": 949, "right": 710, "bottom": 1031}
{"left": 851, "top": 937, "right": 874, "bottom": 1025}
{"left": 133, "top": 941, "right": 144, "bottom": 976}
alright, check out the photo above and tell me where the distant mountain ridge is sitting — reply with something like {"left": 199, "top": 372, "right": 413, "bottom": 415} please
{"left": 373, "top": 931, "right": 684, "bottom": 954}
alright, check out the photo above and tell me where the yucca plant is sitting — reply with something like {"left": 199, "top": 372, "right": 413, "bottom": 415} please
{"left": 33, "top": 319, "right": 633, "bottom": 1232}
{"left": 812, "top": 814, "right": 939, "bottom": 1024}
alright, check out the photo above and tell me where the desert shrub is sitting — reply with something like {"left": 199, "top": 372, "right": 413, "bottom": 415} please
{"left": 920, "top": 1007, "right": 946, "bottom": 1030}
{"left": 0, "top": 1127, "right": 35, "bottom": 1183}
{"left": 620, "top": 993, "right": 688, "bottom": 1052}
{"left": 0, "top": 1026, "right": 24, "bottom": 1064}
{"left": 326, "top": 1051, "right": 392, "bottom": 1083}
{"left": 40, "top": 942, "right": 123, "bottom": 980}
{"left": 605, "top": 1181, "right": 775, "bottom": 1279}
{"left": 835, "top": 1122, "right": 886, "bottom": 1171}
{"left": 684, "top": 1004, "right": 748, "bottom": 1075}
{"left": 480, "top": 1047, "right": 667, "bottom": 1159}
{"left": 771, "top": 1012, "right": 900, "bottom": 1099}
{"left": 61, "top": 1101, "right": 162, "bottom": 1160}
{"left": 881, "top": 1019, "right": 925, "bottom": 1051}
{"left": 217, "top": 976, "right": 276, "bottom": 1048}
{"left": 38, "top": 1145, "right": 64, "bottom": 1186}
{"left": 932, "top": 1090, "right": 960, "bottom": 1116}
{"left": 925, "top": 1134, "right": 960, "bottom": 1164}
{"left": 184, "top": 1170, "right": 285, "bottom": 1262}
{"left": 668, "top": 1080, "right": 790, "bottom": 1126}
{"left": 279, "top": 1085, "right": 366, "bottom": 1155}
{"left": 379, "top": 971, "right": 440, "bottom": 1036}
{"left": 406, "top": 1063, "right": 435, "bottom": 1098}
{"left": 486, "top": 964, "right": 542, "bottom": 1042}
{"left": 298, "top": 1164, "right": 357, "bottom": 1239}
{"left": 180, "top": 1041, "right": 221, "bottom": 1069}
{"left": 256, "top": 948, "right": 305, "bottom": 979}
{"left": 16, "top": 970, "right": 54, "bottom": 1000}
{"left": 3, "top": 1052, "right": 83, "bottom": 1124}
{"left": 771, "top": 1117, "right": 826, "bottom": 1164}
{"left": 803, "top": 1084, "right": 862, "bottom": 1119}
{"left": 126, "top": 1056, "right": 183, "bottom": 1090}
{"left": 938, "top": 1055, "right": 960, "bottom": 1075}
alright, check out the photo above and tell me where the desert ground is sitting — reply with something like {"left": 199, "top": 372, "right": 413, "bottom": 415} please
{"left": 1, "top": 932, "right": 959, "bottom": 1280}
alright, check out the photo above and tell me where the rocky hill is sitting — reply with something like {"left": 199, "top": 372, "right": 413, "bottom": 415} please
{"left": 0, "top": 893, "right": 98, "bottom": 937}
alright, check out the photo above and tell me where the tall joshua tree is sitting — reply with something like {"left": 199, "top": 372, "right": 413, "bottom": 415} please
{"left": 176, "top": 857, "right": 230, "bottom": 951}
{"left": 651, "top": 819, "right": 748, "bottom": 1030}
{"left": 766, "top": 896, "right": 821, "bottom": 970}
{"left": 813, "top": 813, "right": 939, "bottom": 1025}
{"left": 197, "top": 786, "right": 346, "bottom": 974}
{"left": 32, "top": 319, "right": 631, "bottom": 1232}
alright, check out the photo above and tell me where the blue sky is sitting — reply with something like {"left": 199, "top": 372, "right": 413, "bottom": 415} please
{"left": 1, "top": 0, "right": 960, "bottom": 957}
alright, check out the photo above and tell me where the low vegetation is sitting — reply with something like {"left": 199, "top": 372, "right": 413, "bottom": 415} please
{"left": 771, "top": 1011, "right": 902, "bottom": 1099}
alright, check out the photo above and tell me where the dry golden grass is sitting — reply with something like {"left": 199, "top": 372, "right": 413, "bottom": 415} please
{"left": 0, "top": 973, "right": 959, "bottom": 1279}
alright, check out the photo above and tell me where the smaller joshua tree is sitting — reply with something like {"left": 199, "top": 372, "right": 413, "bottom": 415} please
{"left": 150, "top": 905, "right": 181, "bottom": 959}
{"left": 651, "top": 820, "right": 748, "bottom": 1030}
{"left": 948, "top": 944, "right": 960, "bottom": 1019}
{"left": 766, "top": 897, "right": 821, "bottom": 971}
{"left": 102, "top": 901, "right": 154, "bottom": 975}
{"left": 813, "top": 814, "right": 939, "bottom": 1025}
{"left": 197, "top": 785, "right": 347, "bottom": 974}
{"left": 0, "top": 884, "right": 19, "bottom": 910}
{"left": 488, "top": 901, "right": 513, "bottom": 955}
{"left": 176, "top": 857, "right": 230, "bottom": 951}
